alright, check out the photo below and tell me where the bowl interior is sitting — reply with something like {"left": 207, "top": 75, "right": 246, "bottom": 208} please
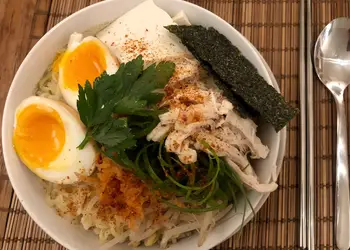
{"left": 2, "top": 0, "right": 284, "bottom": 249}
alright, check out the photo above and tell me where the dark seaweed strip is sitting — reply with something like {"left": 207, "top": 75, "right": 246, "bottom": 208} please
{"left": 165, "top": 25, "right": 299, "bottom": 131}
{"left": 198, "top": 55, "right": 257, "bottom": 119}
{"left": 212, "top": 74, "right": 259, "bottom": 119}
{"left": 176, "top": 32, "right": 256, "bottom": 119}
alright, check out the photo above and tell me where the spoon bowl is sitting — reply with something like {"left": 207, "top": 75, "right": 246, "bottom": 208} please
{"left": 314, "top": 17, "right": 350, "bottom": 250}
{"left": 314, "top": 18, "right": 350, "bottom": 85}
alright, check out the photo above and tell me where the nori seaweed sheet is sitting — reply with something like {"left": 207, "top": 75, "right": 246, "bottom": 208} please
{"left": 165, "top": 25, "right": 299, "bottom": 132}
{"left": 200, "top": 62, "right": 258, "bottom": 119}
{"left": 176, "top": 36, "right": 256, "bottom": 119}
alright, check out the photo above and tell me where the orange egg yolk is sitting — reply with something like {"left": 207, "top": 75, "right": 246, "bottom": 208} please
{"left": 13, "top": 104, "right": 66, "bottom": 169}
{"left": 61, "top": 41, "right": 107, "bottom": 91}
{"left": 52, "top": 51, "right": 65, "bottom": 73}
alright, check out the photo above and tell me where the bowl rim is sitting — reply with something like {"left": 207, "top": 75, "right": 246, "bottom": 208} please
{"left": 2, "top": 0, "right": 287, "bottom": 249}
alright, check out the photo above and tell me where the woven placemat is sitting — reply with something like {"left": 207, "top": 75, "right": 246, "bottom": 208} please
{"left": 312, "top": 1, "right": 350, "bottom": 250}
{"left": 0, "top": 0, "right": 303, "bottom": 249}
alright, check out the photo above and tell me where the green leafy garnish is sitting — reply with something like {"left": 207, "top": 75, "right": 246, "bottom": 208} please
{"left": 76, "top": 55, "right": 175, "bottom": 152}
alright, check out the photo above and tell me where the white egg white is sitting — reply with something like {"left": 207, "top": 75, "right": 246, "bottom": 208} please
{"left": 14, "top": 96, "right": 97, "bottom": 184}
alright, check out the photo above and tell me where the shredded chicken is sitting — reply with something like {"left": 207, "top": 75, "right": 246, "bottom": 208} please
{"left": 147, "top": 75, "right": 276, "bottom": 193}
{"left": 225, "top": 110, "right": 269, "bottom": 158}
{"left": 225, "top": 158, "right": 278, "bottom": 192}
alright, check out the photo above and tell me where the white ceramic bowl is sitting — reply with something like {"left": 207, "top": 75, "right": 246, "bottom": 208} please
{"left": 2, "top": 0, "right": 286, "bottom": 249}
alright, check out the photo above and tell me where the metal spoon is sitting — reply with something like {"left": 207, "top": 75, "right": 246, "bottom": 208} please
{"left": 314, "top": 17, "right": 350, "bottom": 250}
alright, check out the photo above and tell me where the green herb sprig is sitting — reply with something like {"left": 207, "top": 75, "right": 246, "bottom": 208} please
{"left": 76, "top": 55, "right": 175, "bottom": 155}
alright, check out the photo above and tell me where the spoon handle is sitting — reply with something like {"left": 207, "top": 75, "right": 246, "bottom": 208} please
{"left": 334, "top": 95, "right": 350, "bottom": 250}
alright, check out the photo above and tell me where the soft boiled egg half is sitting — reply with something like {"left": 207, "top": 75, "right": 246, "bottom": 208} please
{"left": 58, "top": 33, "right": 119, "bottom": 109}
{"left": 13, "top": 96, "right": 97, "bottom": 184}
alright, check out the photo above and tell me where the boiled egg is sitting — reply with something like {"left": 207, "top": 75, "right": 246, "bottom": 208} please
{"left": 58, "top": 33, "right": 119, "bottom": 109}
{"left": 13, "top": 96, "right": 97, "bottom": 184}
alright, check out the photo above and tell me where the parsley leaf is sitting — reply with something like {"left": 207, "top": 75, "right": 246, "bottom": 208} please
{"left": 76, "top": 55, "right": 175, "bottom": 154}
{"left": 129, "top": 61, "right": 175, "bottom": 99}
{"left": 92, "top": 117, "right": 135, "bottom": 148}
{"left": 113, "top": 59, "right": 176, "bottom": 114}
{"left": 81, "top": 56, "right": 144, "bottom": 127}
{"left": 128, "top": 115, "right": 160, "bottom": 139}
{"left": 77, "top": 82, "right": 97, "bottom": 127}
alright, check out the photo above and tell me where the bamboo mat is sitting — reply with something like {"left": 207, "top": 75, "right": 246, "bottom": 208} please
{"left": 312, "top": 1, "right": 350, "bottom": 250}
{"left": 0, "top": 0, "right": 342, "bottom": 249}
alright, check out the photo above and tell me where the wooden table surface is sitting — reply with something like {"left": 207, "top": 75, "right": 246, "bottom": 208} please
{"left": 0, "top": 0, "right": 40, "bottom": 238}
